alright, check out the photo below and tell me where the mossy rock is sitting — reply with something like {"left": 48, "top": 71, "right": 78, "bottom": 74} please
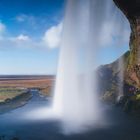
{"left": 136, "top": 94, "right": 140, "bottom": 100}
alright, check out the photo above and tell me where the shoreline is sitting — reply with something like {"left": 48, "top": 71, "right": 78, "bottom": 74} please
{"left": 0, "top": 90, "right": 33, "bottom": 114}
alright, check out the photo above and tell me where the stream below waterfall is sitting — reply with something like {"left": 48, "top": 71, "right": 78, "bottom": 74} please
{"left": 0, "top": 90, "right": 140, "bottom": 140}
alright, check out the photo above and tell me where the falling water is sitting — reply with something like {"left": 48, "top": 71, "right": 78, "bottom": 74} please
{"left": 53, "top": 0, "right": 130, "bottom": 133}
{"left": 20, "top": 0, "right": 131, "bottom": 134}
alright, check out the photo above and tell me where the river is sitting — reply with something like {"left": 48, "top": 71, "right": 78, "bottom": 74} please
{"left": 0, "top": 90, "right": 140, "bottom": 140}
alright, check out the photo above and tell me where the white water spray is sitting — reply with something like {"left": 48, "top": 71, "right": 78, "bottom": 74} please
{"left": 53, "top": 0, "right": 110, "bottom": 133}
{"left": 53, "top": 0, "right": 130, "bottom": 133}
{"left": 24, "top": 0, "right": 130, "bottom": 134}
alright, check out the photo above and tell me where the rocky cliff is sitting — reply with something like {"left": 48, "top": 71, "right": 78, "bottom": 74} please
{"left": 114, "top": 0, "right": 140, "bottom": 88}
{"left": 98, "top": 0, "right": 140, "bottom": 114}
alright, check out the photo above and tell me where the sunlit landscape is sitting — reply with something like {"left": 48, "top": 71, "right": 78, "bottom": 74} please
{"left": 0, "top": 0, "right": 140, "bottom": 140}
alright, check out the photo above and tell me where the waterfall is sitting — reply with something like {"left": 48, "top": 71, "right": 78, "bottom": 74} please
{"left": 53, "top": 0, "right": 115, "bottom": 133}
{"left": 24, "top": 0, "right": 130, "bottom": 134}
{"left": 52, "top": 0, "right": 130, "bottom": 133}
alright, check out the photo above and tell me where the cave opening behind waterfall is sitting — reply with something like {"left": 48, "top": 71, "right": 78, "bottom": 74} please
{"left": 23, "top": 0, "right": 130, "bottom": 134}
{"left": 53, "top": 0, "right": 130, "bottom": 134}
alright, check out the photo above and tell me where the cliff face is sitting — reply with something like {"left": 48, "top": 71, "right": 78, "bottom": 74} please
{"left": 113, "top": 0, "right": 140, "bottom": 20}
{"left": 98, "top": 0, "right": 140, "bottom": 114}
{"left": 113, "top": 0, "right": 140, "bottom": 88}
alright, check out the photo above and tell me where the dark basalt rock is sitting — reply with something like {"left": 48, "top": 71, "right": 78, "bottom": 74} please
{"left": 97, "top": 51, "right": 129, "bottom": 104}
{"left": 113, "top": 0, "right": 140, "bottom": 20}
{"left": 98, "top": 52, "right": 140, "bottom": 114}
{"left": 113, "top": 0, "right": 140, "bottom": 94}
{"left": 98, "top": 0, "right": 140, "bottom": 114}
{"left": 113, "top": 0, "right": 140, "bottom": 88}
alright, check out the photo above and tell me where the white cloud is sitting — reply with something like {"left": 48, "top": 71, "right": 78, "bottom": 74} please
{"left": 43, "top": 22, "right": 63, "bottom": 48}
{"left": 15, "top": 34, "right": 30, "bottom": 41}
{"left": 2, "top": 34, "right": 31, "bottom": 49}
{"left": 0, "top": 17, "right": 130, "bottom": 51}
{"left": 0, "top": 34, "right": 32, "bottom": 49}
{"left": 0, "top": 21, "right": 62, "bottom": 50}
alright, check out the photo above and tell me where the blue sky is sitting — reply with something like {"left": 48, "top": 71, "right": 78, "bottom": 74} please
{"left": 0, "top": 0, "right": 65, "bottom": 75}
{"left": 0, "top": 0, "right": 64, "bottom": 37}
{"left": 0, "top": 0, "right": 130, "bottom": 75}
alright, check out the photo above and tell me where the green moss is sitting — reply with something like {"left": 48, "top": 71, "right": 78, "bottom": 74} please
{"left": 102, "top": 90, "right": 116, "bottom": 103}
{"left": 136, "top": 94, "right": 140, "bottom": 100}
{"left": 0, "top": 88, "right": 25, "bottom": 102}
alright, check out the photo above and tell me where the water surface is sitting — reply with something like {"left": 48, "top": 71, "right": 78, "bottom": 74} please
{"left": 0, "top": 90, "right": 140, "bottom": 140}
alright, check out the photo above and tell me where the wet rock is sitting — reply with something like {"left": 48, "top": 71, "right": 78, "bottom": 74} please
{"left": 98, "top": 0, "right": 140, "bottom": 115}
{"left": 113, "top": 0, "right": 140, "bottom": 88}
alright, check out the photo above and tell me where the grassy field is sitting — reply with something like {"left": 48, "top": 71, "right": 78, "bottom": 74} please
{"left": 0, "top": 76, "right": 55, "bottom": 102}
{"left": 0, "top": 88, "right": 25, "bottom": 102}
{"left": 0, "top": 78, "right": 54, "bottom": 88}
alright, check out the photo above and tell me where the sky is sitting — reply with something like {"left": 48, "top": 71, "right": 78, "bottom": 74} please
{"left": 0, "top": 0, "right": 65, "bottom": 75}
{"left": 0, "top": 0, "right": 130, "bottom": 75}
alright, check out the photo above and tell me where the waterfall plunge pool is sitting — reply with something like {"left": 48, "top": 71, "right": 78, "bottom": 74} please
{"left": 0, "top": 90, "right": 140, "bottom": 140}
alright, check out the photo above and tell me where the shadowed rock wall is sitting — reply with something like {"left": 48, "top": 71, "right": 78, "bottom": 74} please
{"left": 113, "top": 0, "right": 140, "bottom": 88}
{"left": 98, "top": 0, "right": 140, "bottom": 114}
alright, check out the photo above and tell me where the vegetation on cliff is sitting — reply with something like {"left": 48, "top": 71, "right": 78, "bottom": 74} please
{"left": 98, "top": 51, "right": 140, "bottom": 115}
{"left": 98, "top": 0, "right": 140, "bottom": 115}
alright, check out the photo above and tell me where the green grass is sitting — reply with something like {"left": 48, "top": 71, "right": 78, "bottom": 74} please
{"left": 0, "top": 88, "right": 25, "bottom": 102}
